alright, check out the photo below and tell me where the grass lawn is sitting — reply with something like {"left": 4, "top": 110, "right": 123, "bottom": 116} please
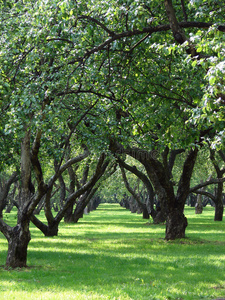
{"left": 0, "top": 204, "right": 225, "bottom": 300}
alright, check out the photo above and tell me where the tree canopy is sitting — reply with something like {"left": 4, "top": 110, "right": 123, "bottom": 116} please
{"left": 0, "top": 0, "right": 225, "bottom": 268}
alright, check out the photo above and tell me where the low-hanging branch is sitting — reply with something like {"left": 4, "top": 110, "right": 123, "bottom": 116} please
{"left": 189, "top": 177, "right": 225, "bottom": 194}
{"left": 192, "top": 190, "right": 216, "bottom": 202}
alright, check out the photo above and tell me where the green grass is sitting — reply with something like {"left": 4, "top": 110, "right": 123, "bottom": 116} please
{"left": 0, "top": 204, "right": 225, "bottom": 300}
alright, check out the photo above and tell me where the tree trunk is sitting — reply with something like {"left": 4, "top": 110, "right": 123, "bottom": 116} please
{"left": 166, "top": 147, "right": 198, "bottom": 239}
{"left": 110, "top": 141, "right": 198, "bottom": 240}
{"left": 44, "top": 222, "right": 59, "bottom": 237}
{"left": 142, "top": 204, "right": 150, "bottom": 219}
{"left": 73, "top": 199, "right": 86, "bottom": 223}
{"left": 6, "top": 220, "right": 31, "bottom": 268}
{"left": 214, "top": 182, "right": 224, "bottom": 221}
{"left": 195, "top": 193, "right": 203, "bottom": 214}
{"left": 209, "top": 149, "right": 224, "bottom": 221}
{"left": 30, "top": 214, "right": 59, "bottom": 236}
{"left": 64, "top": 203, "right": 75, "bottom": 223}
{"left": 214, "top": 201, "right": 224, "bottom": 221}
{"left": 195, "top": 180, "right": 204, "bottom": 214}
{"left": 33, "top": 197, "right": 45, "bottom": 215}
{"left": 165, "top": 209, "right": 188, "bottom": 240}
{"left": 5, "top": 129, "right": 33, "bottom": 268}
{"left": 153, "top": 210, "right": 166, "bottom": 224}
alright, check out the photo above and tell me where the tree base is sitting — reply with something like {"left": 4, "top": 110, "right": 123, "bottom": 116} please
{"left": 6, "top": 226, "right": 31, "bottom": 269}
{"left": 195, "top": 203, "right": 203, "bottom": 214}
{"left": 44, "top": 225, "right": 59, "bottom": 237}
{"left": 153, "top": 211, "right": 166, "bottom": 224}
{"left": 165, "top": 210, "right": 188, "bottom": 240}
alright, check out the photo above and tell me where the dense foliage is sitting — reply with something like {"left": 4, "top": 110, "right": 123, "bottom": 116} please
{"left": 0, "top": 0, "right": 225, "bottom": 267}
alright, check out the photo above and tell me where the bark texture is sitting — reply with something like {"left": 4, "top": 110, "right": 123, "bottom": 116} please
{"left": 166, "top": 209, "right": 188, "bottom": 240}
{"left": 214, "top": 200, "right": 224, "bottom": 221}
{"left": 6, "top": 222, "right": 31, "bottom": 268}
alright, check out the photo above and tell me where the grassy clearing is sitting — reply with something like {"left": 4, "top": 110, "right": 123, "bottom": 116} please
{"left": 0, "top": 204, "right": 225, "bottom": 300}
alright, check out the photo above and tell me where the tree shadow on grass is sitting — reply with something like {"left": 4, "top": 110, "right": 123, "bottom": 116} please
{"left": 0, "top": 244, "right": 225, "bottom": 300}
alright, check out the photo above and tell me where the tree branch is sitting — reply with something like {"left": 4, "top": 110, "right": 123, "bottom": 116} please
{"left": 67, "top": 21, "right": 220, "bottom": 66}
{"left": 119, "top": 164, "right": 144, "bottom": 208}
{"left": 181, "top": 0, "right": 187, "bottom": 22}
{"left": 54, "top": 153, "right": 108, "bottom": 223}
{"left": 192, "top": 190, "right": 216, "bottom": 201}
{"left": 0, "top": 217, "right": 12, "bottom": 240}
{"left": 190, "top": 177, "right": 225, "bottom": 193}
{"left": 48, "top": 145, "right": 90, "bottom": 189}
{"left": 78, "top": 15, "right": 115, "bottom": 36}
{"left": 117, "top": 157, "right": 154, "bottom": 201}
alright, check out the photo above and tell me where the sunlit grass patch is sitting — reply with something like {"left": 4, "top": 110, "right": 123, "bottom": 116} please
{"left": 0, "top": 204, "right": 225, "bottom": 299}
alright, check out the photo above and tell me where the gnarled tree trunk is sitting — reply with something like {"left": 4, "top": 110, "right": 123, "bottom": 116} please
{"left": 3, "top": 129, "right": 33, "bottom": 268}
{"left": 6, "top": 219, "right": 31, "bottom": 268}
{"left": 165, "top": 209, "right": 188, "bottom": 240}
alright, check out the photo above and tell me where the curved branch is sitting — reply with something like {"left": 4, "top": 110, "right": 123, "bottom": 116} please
{"left": 190, "top": 177, "right": 225, "bottom": 193}
{"left": 78, "top": 15, "right": 115, "bottom": 36}
{"left": 119, "top": 164, "right": 144, "bottom": 209}
{"left": 48, "top": 145, "right": 90, "bottom": 189}
{"left": 31, "top": 129, "right": 47, "bottom": 193}
{"left": 181, "top": 0, "right": 187, "bottom": 22}
{"left": 209, "top": 148, "right": 221, "bottom": 175}
{"left": 0, "top": 218, "right": 12, "bottom": 240}
{"left": 0, "top": 171, "right": 18, "bottom": 203}
{"left": 192, "top": 190, "right": 216, "bottom": 202}
{"left": 118, "top": 157, "right": 154, "bottom": 194}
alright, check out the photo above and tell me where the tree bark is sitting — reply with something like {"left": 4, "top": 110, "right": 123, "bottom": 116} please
{"left": 0, "top": 172, "right": 18, "bottom": 218}
{"left": 195, "top": 193, "right": 203, "bottom": 214}
{"left": 0, "top": 209, "right": 30, "bottom": 269}
{"left": 209, "top": 149, "right": 224, "bottom": 221}
{"left": 166, "top": 209, "right": 188, "bottom": 240}
{"left": 73, "top": 197, "right": 86, "bottom": 223}
{"left": 73, "top": 187, "right": 98, "bottom": 223}
{"left": 6, "top": 223, "right": 31, "bottom": 268}
{"left": 30, "top": 214, "right": 59, "bottom": 236}
{"left": 142, "top": 205, "right": 150, "bottom": 219}
{"left": 214, "top": 200, "right": 224, "bottom": 221}
{"left": 195, "top": 180, "right": 204, "bottom": 214}
{"left": 64, "top": 203, "right": 75, "bottom": 223}
{"left": 165, "top": 148, "right": 198, "bottom": 239}
{"left": 214, "top": 182, "right": 224, "bottom": 221}
{"left": 4, "top": 129, "right": 32, "bottom": 268}
{"left": 64, "top": 163, "right": 88, "bottom": 222}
